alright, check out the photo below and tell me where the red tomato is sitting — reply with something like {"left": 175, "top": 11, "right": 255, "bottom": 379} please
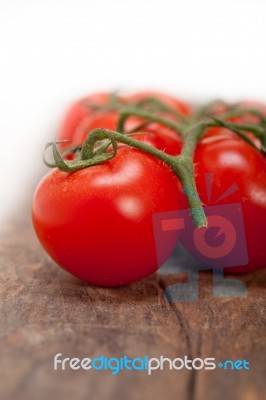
{"left": 204, "top": 127, "right": 261, "bottom": 150}
{"left": 204, "top": 100, "right": 266, "bottom": 148}
{"left": 57, "top": 92, "right": 125, "bottom": 144}
{"left": 69, "top": 112, "right": 182, "bottom": 155}
{"left": 32, "top": 147, "right": 182, "bottom": 286}
{"left": 71, "top": 111, "right": 119, "bottom": 144}
{"left": 128, "top": 125, "right": 182, "bottom": 155}
{"left": 129, "top": 91, "right": 191, "bottom": 116}
{"left": 230, "top": 100, "right": 266, "bottom": 124}
{"left": 130, "top": 130, "right": 182, "bottom": 156}
{"left": 191, "top": 135, "right": 266, "bottom": 273}
{"left": 205, "top": 100, "right": 266, "bottom": 125}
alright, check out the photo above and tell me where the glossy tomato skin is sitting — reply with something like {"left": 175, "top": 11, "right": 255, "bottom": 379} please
{"left": 32, "top": 148, "right": 182, "bottom": 286}
{"left": 130, "top": 130, "right": 182, "bottom": 156}
{"left": 57, "top": 93, "right": 125, "bottom": 144}
{"left": 138, "top": 119, "right": 182, "bottom": 155}
{"left": 193, "top": 135, "right": 266, "bottom": 274}
{"left": 129, "top": 91, "right": 191, "bottom": 116}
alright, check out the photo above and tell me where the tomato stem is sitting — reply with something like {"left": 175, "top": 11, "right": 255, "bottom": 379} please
{"left": 132, "top": 97, "right": 187, "bottom": 121}
{"left": 206, "top": 116, "right": 266, "bottom": 153}
{"left": 189, "top": 99, "right": 228, "bottom": 123}
{"left": 44, "top": 98, "right": 266, "bottom": 231}
{"left": 117, "top": 107, "right": 185, "bottom": 137}
{"left": 219, "top": 107, "right": 266, "bottom": 126}
{"left": 96, "top": 129, "right": 208, "bottom": 228}
{"left": 44, "top": 128, "right": 208, "bottom": 228}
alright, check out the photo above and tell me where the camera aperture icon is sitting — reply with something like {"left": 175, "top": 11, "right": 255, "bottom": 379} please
{"left": 193, "top": 214, "right": 237, "bottom": 260}
{"left": 154, "top": 203, "right": 248, "bottom": 270}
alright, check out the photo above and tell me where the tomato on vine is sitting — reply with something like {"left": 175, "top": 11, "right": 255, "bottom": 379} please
{"left": 32, "top": 93, "right": 266, "bottom": 287}
{"left": 70, "top": 112, "right": 183, "bottom": 156}
{"left": 58, "top": 91, "right": 188, "bottom": 156}
{"left": 32, "top": 147, "right": 183, "bottom": 286}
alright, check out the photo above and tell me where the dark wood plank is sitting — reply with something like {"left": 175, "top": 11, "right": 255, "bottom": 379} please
{"left": 0, "top": 209, "right": 265, "bottom": 400}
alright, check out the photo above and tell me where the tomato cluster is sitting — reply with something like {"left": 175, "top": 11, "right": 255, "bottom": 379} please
{"left": 32, "top": 92, "right": 266, "bottom": 286}
{"left": 57, "top": 91, "right": 187, "bottom": 155}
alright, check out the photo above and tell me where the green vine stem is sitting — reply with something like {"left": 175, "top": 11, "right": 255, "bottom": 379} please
{"left": 189, "top": 99, "right": 228, "bottom": 123}
{"left": 132, "top": 97, "right": 187, "bottom": 122}
{"left": 81, "top": 92, "right": 124, "bottom": 112}
{"left": 44, "top": 100, "right": 266, "bottom": 230}
{"left": 44, "top": 127, "right": 208, "bottom": 228}
{"left": 80, "top": 94, "right": 187, "bottom": 123}
{"left": 206, "top": 116, "right": 266, "bottom": 153}
{"left": 219, "top": 107, "right": 266, "bottom": 126}
{"left": 116, "top": 107, "right": 185, "bottom": 137}
{"left": 190, "top": 100, "right": 266, "bottom": 126}
{"left": 44, "top": 131, "right": 118, "bottom": 172}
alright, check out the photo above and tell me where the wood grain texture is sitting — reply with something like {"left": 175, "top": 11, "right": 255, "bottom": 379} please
{"left": 0, "top": 208, "right": 265, "bottom": 400}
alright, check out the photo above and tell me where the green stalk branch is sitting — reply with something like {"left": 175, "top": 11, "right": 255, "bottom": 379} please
{"left": 44, "top": 99, "right": 266, "bottom": 231}
{"left": 116, "top": 107, "right": 184, "bottom": 137}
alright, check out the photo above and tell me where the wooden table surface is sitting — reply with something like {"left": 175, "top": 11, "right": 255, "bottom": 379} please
{"left": 0, "top": 206, "right": 265, "bottom": 400}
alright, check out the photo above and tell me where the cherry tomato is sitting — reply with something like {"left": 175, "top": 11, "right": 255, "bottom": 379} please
{"left": 230, "top": 100, "right": 266, "bottom": 124}
{"left": 203, "top": 100, "right": 266, "bottom": 124}
{"left": 192, "top": 135, "right": 266, "bottom": 273}
{"left": 57, "top": 92, "right": 125, "bottom": 144}
{"left": 32, "top": 147, "right": 182, "bottom": 286}
{"left": 130, "top": 130, "right": 182, "bottom": 156}
{"left": 129, "top": 91, "right": 191, "bottom": 116}
{"left": 138, "top": 119, "right": 183, "bottom": 155}
{"left": 204, "top": 100, "right": 266, "bottom": 148}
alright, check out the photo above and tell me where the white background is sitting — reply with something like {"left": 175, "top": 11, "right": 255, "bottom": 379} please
{"left": 0, "top": 0, "right": 266, "bottom": 222}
